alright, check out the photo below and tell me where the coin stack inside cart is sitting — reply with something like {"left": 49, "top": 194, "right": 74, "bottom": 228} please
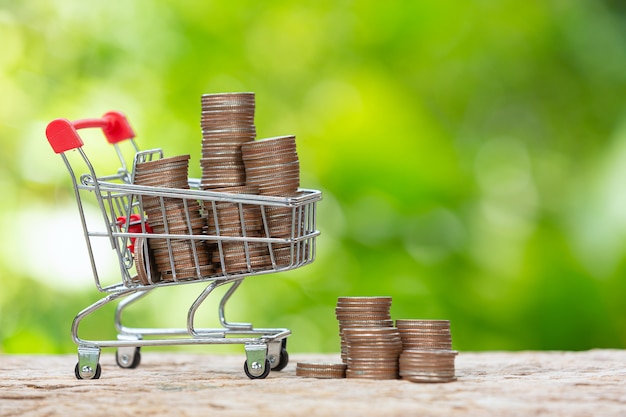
{"left": 199, "top": 93, "right": 264, "bottom": 271}
{"left": 199, "top": 93, "right": 256, "bottom": 190}
{"left": 206, "top": 185, "right": 271, "bottom": 274}
{"left": 133, "top": 154, "right": 213, "bottom": 281}
{"left": 242, "top": 135, "right": 300, "bottom": 267}
{"left": 396, "top": 319, "right": 458, "bottom": 383}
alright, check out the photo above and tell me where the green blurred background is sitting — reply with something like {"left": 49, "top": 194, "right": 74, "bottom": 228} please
{"left": 1, "top": 0, "right": 625, "bottom": 355}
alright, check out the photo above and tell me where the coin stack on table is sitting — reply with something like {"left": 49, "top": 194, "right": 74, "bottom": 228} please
{"left": 241, "top": 135, "right": 301, "bottom": 267}
{"left": 205, "top": 185, "right": 271, "bottom": 274}
{"left": 335, "top": 297, "right": 394, "bottom": 363}
{"left": 399, "top": 349, "right": 458, "bottom": 383}
{"left": 133, "top": 154, "right": 213, "bottom": 282}
{"left": 396, "top": 319, "right": 458, "bottom": 383}
{"left": 343, "top": 326, "right": 403, "bottom": 380}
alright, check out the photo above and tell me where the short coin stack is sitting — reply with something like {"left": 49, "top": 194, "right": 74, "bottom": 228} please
{"left": 133, "top": 155, "right": 213, "bottom": 281}
{"left": 399, "top": 349, "right": 458, "bottom": 383}
{"left": 199, "top": 93, "right": 256, "bottom": 190}
{"left": 396, "top": 319, "right": 457, "bottom": 383}
{"left": 241, "top": 135, "right": 301, "bottom": 267}
{"left": 241, "top": 135, "right": 300, "bottom": 197}
{"left": 205, "top": 185, "right": 270, "bottom": 274}
{"left": 343, "top": 327, "right": 403, "bottom": 380}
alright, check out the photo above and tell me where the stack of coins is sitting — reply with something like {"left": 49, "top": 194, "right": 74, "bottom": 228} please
{"left": 133, "top": 155, "right": 213, "bottom": 281}
{"left": 242, "top": 135, "right": 300, "bottom": 266}
{"left": 200, "top": 93, "right": 256, "bottom": 190}
{"left": 396, "top": 319, "right": 457, "bottom": 383}
{"left": 204, "top": 185, "right": 271, "bottom": 274}
{"left": 295, "top": 362, "right": 347, "bottom": 379}
{"left": 398, "top": 349, "right": 458, "bottom": 383}
{"left": 335, "top": 297, "right": 394, "bottom": 363}
{"left": 241, "top": 135, "right": 300, "bottom": 196}
{"left": 343, "top": 327, "right": 402, "bottom": 380}
{"left": 396, "top": 319, "right": 453, "bottom": 350}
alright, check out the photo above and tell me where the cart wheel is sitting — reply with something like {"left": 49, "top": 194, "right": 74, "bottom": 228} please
{"left": 74, "top": 362, "right": 102, "bottom": 380}
{"left": 243, "top": 359, "right": 271, "bottom": 379}
{"left": 116, "top": 347, "right": 141, "bottom": 369}
{"left": 272, "top": 347, "right": 289, "bottom": 372}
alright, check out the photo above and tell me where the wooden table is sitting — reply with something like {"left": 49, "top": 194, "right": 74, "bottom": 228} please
{"left": 1, "top": 349, "right": 624, "bottom": 416}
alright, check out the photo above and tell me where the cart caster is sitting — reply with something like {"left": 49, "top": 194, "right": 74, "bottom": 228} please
{"left": 268, "top": 338, "right": 289, "bottom": 371}
{"left": 75, "top": 345, "right": 102, "bottom": 380}
{"left": 243, "top": 343, "right": 270, "bottom": 379}
{"left": 116, "top": 347, "right": 141, "bottom": 369}
{"left": 244, "top": 359, "right": 271, "bottom": 379}
{"left": 75, "top": 362, "right": 102, "bottom": 380}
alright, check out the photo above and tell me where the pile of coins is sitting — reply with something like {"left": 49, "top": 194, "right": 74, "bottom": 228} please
{"left": 199, "top": 93, "right": 304, "bottom": 271}
{"left": 129, "top": 92, "right": 310, "bottom": 281}
{"left": 199, "top": 92, "right": 256, "bottom": 190}
{"left": 296, "top": 296, "right": 458, "bottom": 383}
{"left": 133, "top": 155, "right": 213, "bottom": 281}
{"left": 204, "top": 185, "right": 270, "bottom": 274}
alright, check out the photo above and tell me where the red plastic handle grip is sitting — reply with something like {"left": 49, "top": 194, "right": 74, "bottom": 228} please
{"left": 46, "top": 111, "right": 136, "bottom": 154}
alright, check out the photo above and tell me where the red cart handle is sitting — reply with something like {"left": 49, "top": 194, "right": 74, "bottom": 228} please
{"left": 45, "top": 111, "right": 135, "bottom": 154}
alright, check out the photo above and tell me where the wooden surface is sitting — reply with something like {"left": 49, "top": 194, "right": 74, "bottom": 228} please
{"left": 0, "top": 349, "right": 624, "bottom": 416}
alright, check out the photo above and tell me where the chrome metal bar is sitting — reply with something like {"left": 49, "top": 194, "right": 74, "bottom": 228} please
{"left": 219, "top": 280, "right": 253, "bottom": 331}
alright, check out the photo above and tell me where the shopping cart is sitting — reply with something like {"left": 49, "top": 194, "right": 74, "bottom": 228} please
{"left": 45, "top": 111, "right": 321, "bottom": 380}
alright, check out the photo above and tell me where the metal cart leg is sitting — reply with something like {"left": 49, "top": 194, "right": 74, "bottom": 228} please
{"left": 113, "top": 290, "right": 149, "bottom": 369}
{"left": 219, "top": 280, "right": 252, "bottom": 331}
{"left": 114, "top": 290, "right": 151, "bottom": 335}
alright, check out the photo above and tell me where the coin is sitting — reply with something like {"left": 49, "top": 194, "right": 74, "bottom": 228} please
{"left": 295, "top": 362, "right": 347, "bottom": 379}
{"left": 133, "top": 237, "right": 161, "bottom": 285}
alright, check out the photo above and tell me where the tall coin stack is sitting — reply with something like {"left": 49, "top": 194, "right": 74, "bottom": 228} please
{"left": 396, "top": 319, "right": 457, "bottom": 383}
{"left": 241, "top": 135, "right": 300, "bottom": 267}
{"left": 199, "top": 93, "right": 256, "bottom": 190}
{"left": 200, "top": 92, "right": 257, "bottom": 271}
{"left": 205, "top": 185, "right": 271, "bottom": 274}
{"left": 335, "top": 297, "right": 394, "bottom": 364}
{"left": 133, "top": 155, "right": 213, "bottom": 281}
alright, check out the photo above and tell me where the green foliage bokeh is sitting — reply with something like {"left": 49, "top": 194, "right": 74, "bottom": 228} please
{"left": 1, "top": 0, "right": 625, "bottom": 354}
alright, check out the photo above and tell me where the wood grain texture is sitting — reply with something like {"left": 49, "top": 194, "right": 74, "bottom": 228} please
{"left": 0, "top": 349, "right": 624, "bottom": 416}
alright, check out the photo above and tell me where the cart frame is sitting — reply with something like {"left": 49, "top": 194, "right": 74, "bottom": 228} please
{"left": 45, "top": 111, "right": 321, "bottom": 379}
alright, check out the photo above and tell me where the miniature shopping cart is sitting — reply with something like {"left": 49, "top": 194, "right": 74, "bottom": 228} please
{"left": 45, "top": 111, "right": 321, "bottom": 380}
